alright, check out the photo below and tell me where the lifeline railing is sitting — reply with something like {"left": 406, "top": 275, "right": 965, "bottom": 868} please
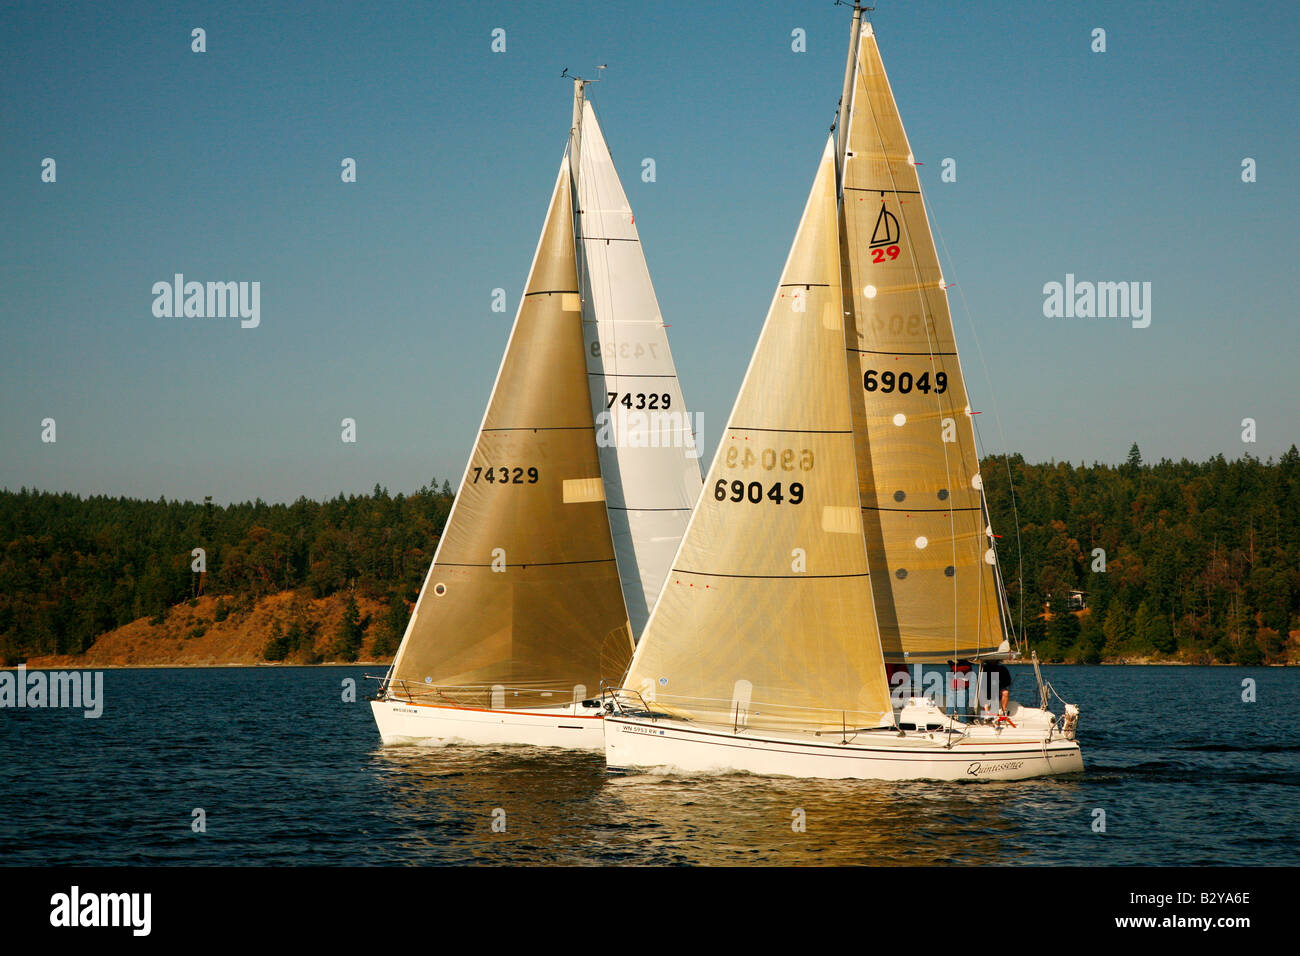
{"left": 599, "top": 683, "right": 911, "bottom": 738}
{"left": 367, "top": 675, "right": 600, "bottom": 711}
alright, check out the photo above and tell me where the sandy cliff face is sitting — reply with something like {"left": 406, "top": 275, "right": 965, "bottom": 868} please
{"left": 23, "top": 591, "right": 394, "bottom": 668}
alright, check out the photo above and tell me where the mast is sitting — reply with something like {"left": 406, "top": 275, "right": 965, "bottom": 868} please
{"left": 570, "top": 76, "right": 586, "bottom": 189}
{"left": 569, "top": 75, "right": 588, "bottom": 318}
{"left": 834, "top": 2, "right": 866, "bottom": 189}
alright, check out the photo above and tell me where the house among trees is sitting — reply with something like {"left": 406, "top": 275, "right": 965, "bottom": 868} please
{"left": 1043, "top": 589, "right": 1088, "bottom": 614}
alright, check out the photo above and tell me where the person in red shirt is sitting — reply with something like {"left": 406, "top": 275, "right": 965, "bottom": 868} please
{"left": 945, "top": 660, "right": 972, "bottom": 719}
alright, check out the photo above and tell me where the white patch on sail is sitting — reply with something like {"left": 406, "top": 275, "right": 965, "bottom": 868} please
{"left": 821, "top": 506, "right": 863, "bottom": 535}
{"left": 563, "top": 477, "right": 605, "bottom": 503}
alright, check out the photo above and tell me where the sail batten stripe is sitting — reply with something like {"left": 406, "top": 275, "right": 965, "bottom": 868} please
{"left": 523, "top": 289, "right": 580, "bottom": 296}
{"left": 672, "top": 569, "right": 870, "bottom": 580}
{"left": 863, "top": 505, "right": 981, "bottom": 513}
{"left": 848, "top": 348, "right": 958, "bottom": 356}
{"left": 608, "top": 506, "right": 691, "bottom": 512}
{"left": 728, "top": 426, "right": 852, "bottom": 435}
{"left": 479, "top": 425, "right": 591, "bottom": 432}
{"left": 587, "top": 372, "right": 680, "bottom": 379}
{"left": 436, "top": 559, "right": 617, "bottom": 568}
{"left": 581, "top": 320, "right": 670, "bottom": 326}
{"left": 844, "top": 186, "right": 921, "bottom": 194}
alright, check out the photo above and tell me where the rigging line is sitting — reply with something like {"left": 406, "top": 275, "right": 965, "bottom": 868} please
{"left": 588, "top": 371, "right": 679, "bottom": 379}
{"left": 973, "top": 415, "right": 1020, "bottom": 649}
{"left": 928, "top": 206, "right": 1026, "bottom": 649}
{"left": 855, "top": 34, "right": 966, "bottom": 664}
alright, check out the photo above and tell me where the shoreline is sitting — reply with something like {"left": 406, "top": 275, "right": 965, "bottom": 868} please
{"left": 4, "top": 659, "right": 1293, "bottom": 671}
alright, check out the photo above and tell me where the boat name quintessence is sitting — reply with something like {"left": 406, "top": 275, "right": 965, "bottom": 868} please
{"left": 966, "top": 761, "right": 1024, "bottom": 776}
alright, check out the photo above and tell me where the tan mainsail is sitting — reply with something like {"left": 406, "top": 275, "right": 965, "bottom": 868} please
{"left": 623, "top": 140, "right": 894, "bottom": 733}
{"left": 388, "top": 155, "right": 633, "bottom": 708}
{"left": 840, "top": 22, "right": 1005, "bottom": 663}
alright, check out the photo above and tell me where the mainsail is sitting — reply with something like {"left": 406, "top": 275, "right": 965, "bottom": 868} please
{"left": 387, "top": 154, "right": 633, "bottom": 708}
{"left": 840, "top": 22, "right": 1005, "bottom": 663}
{"left": 622, "top": 139, "right": 895, "bottom": 733}
{"left": 574, "top": 98, "right": 704, "bottom": 639}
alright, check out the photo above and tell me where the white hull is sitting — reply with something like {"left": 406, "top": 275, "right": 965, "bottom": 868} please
{"left": 371, "top": 698, "right": 605, "bottom": 750}
{"left": 604, "top": 706, "right": 1083, "bottom": 781}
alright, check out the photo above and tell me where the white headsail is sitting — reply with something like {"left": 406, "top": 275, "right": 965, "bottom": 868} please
{"left": 574, "top": 98, "right": 704, "bottom": 639}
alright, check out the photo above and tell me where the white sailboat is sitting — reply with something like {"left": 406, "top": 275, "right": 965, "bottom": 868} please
{"left": 603, "top": 7, "right": 1083, "bottom": 781}
{"left": 371, "top": 80, "right": 701, "bottom": 748}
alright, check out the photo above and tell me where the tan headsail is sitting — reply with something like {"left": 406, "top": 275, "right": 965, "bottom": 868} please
{"left": 622, "top": 139, "right": 894, "bottom": 733}
{"left": 387, "top": 154, "right": 633, "bottom": 708}
{"left": 840, "top": 21, "right": 1005, "bottom": 663}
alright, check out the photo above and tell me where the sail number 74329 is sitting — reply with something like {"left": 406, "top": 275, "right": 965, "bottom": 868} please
{"left": 471, "top": 466, "right": 538, "bottom": 484}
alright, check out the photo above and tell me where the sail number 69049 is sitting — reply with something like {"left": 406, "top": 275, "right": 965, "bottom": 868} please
{"left": 724, "top": 446, "right": 814, "bottom": 470}
{"left": 713, "top": 479, "right": 804, "bottom": 505}
{"left": 864, "top": 370, "right": 948, "bottom": 394}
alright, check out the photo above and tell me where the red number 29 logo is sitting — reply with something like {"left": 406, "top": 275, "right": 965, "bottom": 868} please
{"left": 871, "top": 244, "right": 901, "bottom": 264}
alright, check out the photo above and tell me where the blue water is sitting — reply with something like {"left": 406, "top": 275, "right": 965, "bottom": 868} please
{"left": 1, "top": 665, "right": 1294, "bottom": 865}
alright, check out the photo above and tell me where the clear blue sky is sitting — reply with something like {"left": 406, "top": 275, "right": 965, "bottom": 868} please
{"left": 3, "top": 0, "right": 1296, "bottom": 505}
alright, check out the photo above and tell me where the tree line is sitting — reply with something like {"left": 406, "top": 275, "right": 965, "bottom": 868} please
{"left": 0, "top": 480, "right": 454, "bottom": 665}
{"left": 984, "top": 444, "right": 1299, "bottom": 664}
{"left": 1, "top": 444, "right": 1297, "bottom": 666}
